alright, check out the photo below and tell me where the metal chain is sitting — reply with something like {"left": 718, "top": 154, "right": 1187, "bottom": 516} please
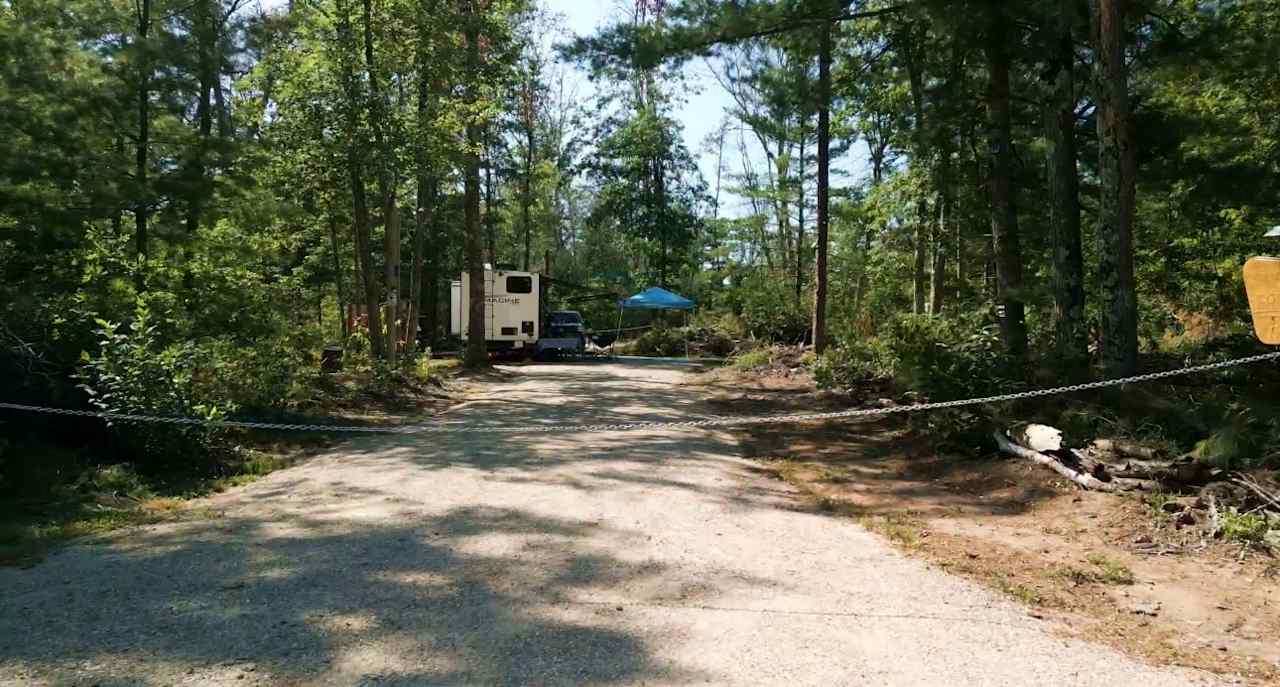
{"left": 3, "top": 351, "right": 1278, "bottom": 436}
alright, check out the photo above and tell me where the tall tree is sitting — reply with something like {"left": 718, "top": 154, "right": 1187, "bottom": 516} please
{"left": 1094, "top": 0, "right": 1138, "bottom": 375}
{"left": 336, "top": 0, "right": 384, "bottom": 360}
{"left": 812, "top": 18, "right": 832, "bottom": 353}
{"left": 362, "top": 0, "right": 399, "bottom": 363}
{"left": 1045, "top": 0, "right": 1087, "bottom": 366}
{"left": 983, "top": 2, "right": 1027, "bottom": 357}
{"left": 134, "top": 0, "right": 152, "bottom": 291}
{"left": 463, "top": 1, "right": 487, "bottom": 368}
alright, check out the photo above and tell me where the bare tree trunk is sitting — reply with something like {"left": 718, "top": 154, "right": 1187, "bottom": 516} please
{"left": 521, "top": 79, "right": 536, "bottom": 272}
{"left": 930, "top": 191, "right": 949, "bottom": 315}
{"left": 363, "top": 0, "right": 398, "bottom": 363}
{"left": 408, "top": 179, "right": 434, "bottom": 351}
{"left": 349, "top": 168, "right": 383, "bottom": 358}
{"left": 796, "top": 118, "right": 806, "bottom": 301}
{"left": 409, "top": 2, "right": 438, "bottom": 352}
{"left": 464, "top": 7, "right": 487, "bottom": 368}
{"left": 812, "top": 21, "right": 832, "bottom": 354}
{"left": 186, "top": 0, "right": 215, "bottom": 254}
{"left": 854, "top": 137, "right": 886, "bottom": 322}
{"left": 1048, "top": 0, "right": 1087, "bottom": 369}
{"left": 984, "top": 5, "right": 1028, "bottom": 358}
{"left": 134, "top": 0, "right": 151, "bottom": 292}
{"left": 329, "top": 212, "right": 348, "bottom": 340}
{"left": 483, "top": 129, "right": 497, "bottom": 267}
{"left": 337, "top": 0, "right": 383, "bottom": 359}
{"left": 1095, "top": 0, "right": 1138, "bottom": 375}
{"left": 914, "top": 201, "right": 929, "bottom": 314}
{"left": 901, "top": 25, "right": 929, "bottom": 316}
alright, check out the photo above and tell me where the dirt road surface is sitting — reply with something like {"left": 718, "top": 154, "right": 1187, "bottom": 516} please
{"left": 1, "top": 360, "right": 1226, "bottom": 686}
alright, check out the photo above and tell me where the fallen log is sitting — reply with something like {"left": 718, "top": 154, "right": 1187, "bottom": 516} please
{"left": 1092, "top": 438, "right": 1162, "bottom": 460}
{"left": 1079, "top": 447, "right": 1208, "bottom": 484}
{"left": 993, "top": 431, "right": 1119, "bottom": 492}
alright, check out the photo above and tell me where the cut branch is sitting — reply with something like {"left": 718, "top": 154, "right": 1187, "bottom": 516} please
{"left": 994, "top": 430, "right": 1118, "bottom": 491}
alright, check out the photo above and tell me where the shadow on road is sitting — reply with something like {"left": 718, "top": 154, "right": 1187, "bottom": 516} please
{"left": 0, "top": 360, "right": 761, "bottom": 685}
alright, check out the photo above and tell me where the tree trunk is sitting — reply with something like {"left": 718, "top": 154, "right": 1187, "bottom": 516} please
{"left": 409, "top": 4, "right": 438, "bottom": 351}
{"left": 901, "top": 25, "right": 929, "bottom": 316}
{"left": 654, "top": 154, "right": 668, "bottom": 287}
{"left": 337, "top": 0, "right": 383, "bottom": 359}
{"left": 349, "top": 168, "right": 383, "bottom": 359}
{"left": 1095, "top": 0, "right": 1138, "bottom": 375}
{"left": 984, "top": 5, "right": 1028, "bottom": 358}
{"left": 914, "top": 200, "right": 929, "bottom": 314}
{"left": 329, "top": 212, "right": 348, "bottom": 340}
{"left": 521, "top": 82, "right": 535, "bottom": 272}
{"left": 464, "top": 9, "right": 487, "bottom": 368}
{"left": 186, "top": 0, "right": 214, "bottom": 252}
{"left": 796, "top": 118, "right": 806, "bottom": 302}
{"left": 1048, "top": 0, "right": 1087, "bottom": 369}
{"left": 483, "top": 129, "right": 497, "bottom": 267}
{"left": 134, "top": 0, "right": 151, "bottom": 292}
{"left": 854, "top": 137, "right": 886, "bottom": 322}
{"left": 409, "top": 178, "right": 434, "bottom": 351}
{"left": 812, "top": 21, "right": 832, "bottom": 354}
{"left": 931, "top": 190, "right": 949, "bottom": 315}
{"left": 363, "top": 0, "right": 398, "bottom": 363}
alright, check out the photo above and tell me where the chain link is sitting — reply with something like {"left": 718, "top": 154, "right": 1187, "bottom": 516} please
{"left": 3, "top": 351, "right": 1278, "bottom": 436}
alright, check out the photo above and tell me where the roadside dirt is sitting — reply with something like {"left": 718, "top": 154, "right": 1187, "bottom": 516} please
{"left": 697, "top": 367, "right": 1280, "bottom": 685}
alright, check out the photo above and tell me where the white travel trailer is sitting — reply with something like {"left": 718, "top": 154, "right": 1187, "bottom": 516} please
{"left": 450, "top": 269, "right": 541, "bottom": 351}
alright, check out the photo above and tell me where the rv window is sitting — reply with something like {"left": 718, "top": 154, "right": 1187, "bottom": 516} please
{"left": 506, "top": 276, "right": 533, "bottom": 294}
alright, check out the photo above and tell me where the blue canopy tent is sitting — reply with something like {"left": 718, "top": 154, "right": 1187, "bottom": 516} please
{"left": 620, "top": 287, "right": 695, "bottom": 311}
{"left": 614, "top": 287, "right": 697, "bottom": 358}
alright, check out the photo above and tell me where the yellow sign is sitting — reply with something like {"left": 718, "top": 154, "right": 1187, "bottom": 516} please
{"left": 1245, "top": 257, "right": 1280, "bottom": 344}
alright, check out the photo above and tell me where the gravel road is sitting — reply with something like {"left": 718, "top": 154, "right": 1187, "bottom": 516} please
{"left": 1, "top": 360, "right": 1224, "bottom": 686}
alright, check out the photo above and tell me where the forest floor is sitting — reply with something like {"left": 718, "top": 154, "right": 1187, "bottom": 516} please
{"left": 0, "top": 359, "right": 1227, "bottom": 686}
{"left": 694, "top": 363, "right": 1280, "bottom": 685}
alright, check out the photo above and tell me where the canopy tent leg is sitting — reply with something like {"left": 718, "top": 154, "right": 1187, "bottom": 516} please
{"left": 684, "top": 310, "right": 690, "bottom": 360}
{"left": 613, "top": 301, "right": 624, "bottom": 359}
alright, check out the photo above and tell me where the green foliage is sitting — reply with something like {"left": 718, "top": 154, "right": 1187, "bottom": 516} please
{"left": 76, "top": 303, "right": 319, "bottom": 467}
{"left": 626, "top": 327, "right": 689, "bottom": 358}
{"left": 721, "top": 269, "right": 811, "bottom": 342}
{"left": 76, "top": 306, "right": 234, "bottom": 466}
{"left": 731, "top": 348, "right": 771, "bottom": 370}
{"left": 1052, "top": 554, "right": 1135, "bottom": 586}
{"left": 815, "top": 314, "right": 1022, "bottom": 400}
{"left": 1220, "top": 509, "right": 1270, "bottom": 547}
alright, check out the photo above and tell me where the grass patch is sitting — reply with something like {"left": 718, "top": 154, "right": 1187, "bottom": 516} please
{"left": 0, "top": 497, "right": 196, "bottom": 568}
{"left": 0, "top": 447, "right": 300, "bottom": 567}
{"left": 1219, "top": 508, "right": 1270, "bottom": 546}
{"left": 1052, "top": 553, "right": 1135, "bottom": 586}
{"left": 731, "top": 348, "right": 771, "bottom": 370}
{"left": 857, "top": 512, "right": 924, "bottom": 547}
{"left": 994, "top": 575, "right": 1043, "bottom": 605}
{"left": 814, "top": 494, "right": 862, "bottom": 516}
{"left": 1146, "top": 491, "right": 1179, "bottom": 515}
{"left": 1086, "top": 553, "right": 1136, "bottom": 584}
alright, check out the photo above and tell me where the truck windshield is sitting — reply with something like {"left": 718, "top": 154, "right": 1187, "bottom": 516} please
{"left": 551, "top": 312, "right": 582, "bottom": 325}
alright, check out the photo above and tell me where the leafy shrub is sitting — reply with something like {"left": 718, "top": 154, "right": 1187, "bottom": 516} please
{"left": 688, "top": 327, "right": 736, "bottom": 357}
{"left": 1220, "top": 508, "right": 1270, "bottom": 546}
{"left": 721, "top": 270, "right": 810, "bottom": 342}
{"left": 76, "top": 304, "right": 317, "bottom": 468}
{"left": 812, "top": 338, "right": 895, "bottom": 389}
{"left": 815, "top": 314, "right": 1022, "bottom": 400}
{"left": 628, "top": 327, "right": 689, "bottom": 357}
{"left": 77, "top": 306, "right": 235, "bottom": 467}
{"left": 731, "top": 348, "right": 771, "bottom": 370}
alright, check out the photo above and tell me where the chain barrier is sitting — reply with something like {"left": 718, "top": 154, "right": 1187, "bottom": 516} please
{"left": 2, "top": 351, "right": 1278, "bottom": 436}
